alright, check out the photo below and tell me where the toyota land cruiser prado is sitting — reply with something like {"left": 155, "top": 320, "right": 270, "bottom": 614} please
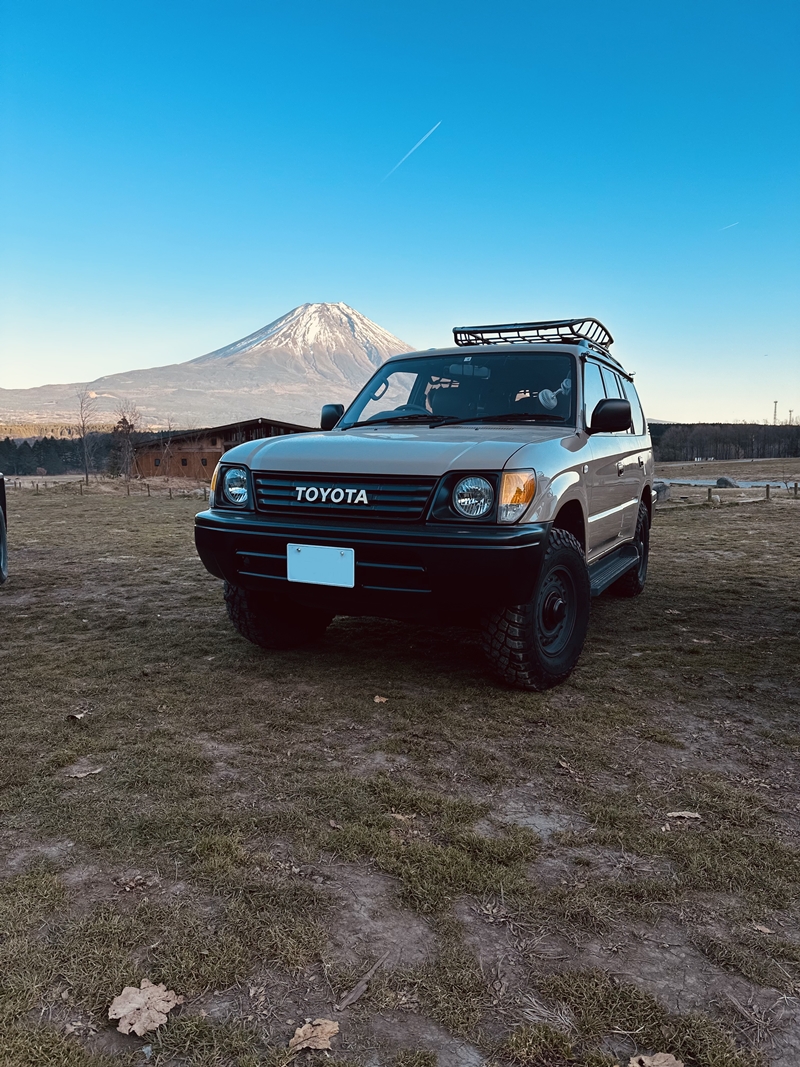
{"left": 195, "top": 317, "right": 654, "bottom": 690}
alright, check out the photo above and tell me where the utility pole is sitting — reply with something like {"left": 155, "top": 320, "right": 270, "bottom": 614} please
{"left": 773, "top": 400, "right": 778, "bottom": 426}
{"left": 790, "top": 410, "right": 794, "bottom": 426}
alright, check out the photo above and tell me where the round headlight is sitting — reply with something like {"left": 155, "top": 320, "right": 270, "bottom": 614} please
{"left": 222, "top": 467, "right": 249, "bottom": 506}
{"left": 452, "top": 476, "right": 494, "bottom": 518}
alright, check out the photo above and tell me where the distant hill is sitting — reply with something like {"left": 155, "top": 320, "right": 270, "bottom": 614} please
{"left": 0, "top": 303, "right": 414, "bottom": 429}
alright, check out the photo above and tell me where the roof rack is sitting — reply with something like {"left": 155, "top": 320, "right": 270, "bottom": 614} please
{"left": 453, "top": 317, "right": 614, "bottom": 353}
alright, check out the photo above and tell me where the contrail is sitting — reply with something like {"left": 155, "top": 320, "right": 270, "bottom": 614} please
{"left": 382, "top": 121, "right": 441, "bottom": 181}
{"left": 719, "top": 222, "right": 740, "bottom": 230}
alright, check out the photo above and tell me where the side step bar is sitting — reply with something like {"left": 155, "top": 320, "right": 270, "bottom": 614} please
{"left": 588, "top": 543, "right": 639, "bottom": 597}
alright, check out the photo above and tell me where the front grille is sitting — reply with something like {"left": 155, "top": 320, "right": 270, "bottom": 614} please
{"left": 253, "top": 472, "right": 437, "bottom": 522}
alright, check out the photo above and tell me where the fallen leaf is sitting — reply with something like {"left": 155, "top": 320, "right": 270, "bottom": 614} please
{"left": 67, "top": 768, "right": 103, "bottom": 779}
{"left": 373, "top": 695, "right": 388, "bottom": 703}
{"left": 288, "top": 1017, "right": 339, "bottom": 1053}
{"left": 666, "top": 811, "right": 701, "bottom": 820}
{"left": 108, "top": 979, "right": 184, "bottom": 1036}
{"left": 67, "top": 712, "right": 86, "bottom": 721}
{"left": 629, "top": 1055, "right": 684, "bottom": 1067}
{"left": 753, "top": 923, "right": 775, "bottom": 934}
{"left": 329, "top": 819, "right": 343, "bottom": 830}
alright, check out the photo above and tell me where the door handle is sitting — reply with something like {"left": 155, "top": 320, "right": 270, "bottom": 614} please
{"left": 638, "top": 455, "right": 644, "bottom": 468}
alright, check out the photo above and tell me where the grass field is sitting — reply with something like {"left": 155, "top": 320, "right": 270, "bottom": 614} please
{"left": 2, "top": 476, "right": 800, "bottom": 1066}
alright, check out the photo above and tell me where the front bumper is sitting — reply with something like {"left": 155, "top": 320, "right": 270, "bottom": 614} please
{"left": 195, "top": 510, "right": 550, "bottom": 620}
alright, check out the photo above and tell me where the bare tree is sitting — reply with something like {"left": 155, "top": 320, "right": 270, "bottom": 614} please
{"left": 159, "top": 415, "right": 177, "bottom": 475}
{"left": 75, "top": 386, "right": 98, "bottom": 485}
{"left": 113, "top": 399, "right": 143, "bottom": 480}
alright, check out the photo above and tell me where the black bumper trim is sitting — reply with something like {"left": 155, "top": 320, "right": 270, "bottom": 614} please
{"left": 195, "top": 510, "right": 550, "bottom": 619}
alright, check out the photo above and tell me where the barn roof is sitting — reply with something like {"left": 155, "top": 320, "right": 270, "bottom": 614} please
{"left": 136, "top": 416, "right": 313, "bottom": 449}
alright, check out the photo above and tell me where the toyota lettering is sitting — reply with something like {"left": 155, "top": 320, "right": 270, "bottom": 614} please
{"left": 295, "top": 487, "right": 369, "bottom": 504}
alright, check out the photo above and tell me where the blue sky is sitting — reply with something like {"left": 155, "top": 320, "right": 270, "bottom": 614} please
{"left": 1, "top": 0, "right": 798, "bottom": 422}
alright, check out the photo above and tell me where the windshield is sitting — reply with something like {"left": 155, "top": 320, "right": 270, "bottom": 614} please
{"left": 340, "top": 352, "right": 577, "bottom": 428}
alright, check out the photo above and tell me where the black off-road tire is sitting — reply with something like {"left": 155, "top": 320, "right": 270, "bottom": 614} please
{"left": 482, "top": 528, "right": 591, "bottom": 691}
{"left": 223, "top": 582, "right": 333, "bottom": 649}
{"left": 609, "top": 503, "right": 649, "bottom": 598}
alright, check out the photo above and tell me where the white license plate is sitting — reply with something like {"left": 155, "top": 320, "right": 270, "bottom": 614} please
{"left": 286, "top": 544, "right": 355, "bottom": 588}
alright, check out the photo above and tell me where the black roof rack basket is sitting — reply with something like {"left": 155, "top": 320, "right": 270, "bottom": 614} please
{"left": 453, "top": 317, "right": 613, "bottom": 352}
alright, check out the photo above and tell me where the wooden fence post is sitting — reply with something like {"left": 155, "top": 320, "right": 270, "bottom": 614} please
{"left": 707, "top": 487, "right": 712, "bottom": 502}
{"left": 169, "top": 487, "right": 172, "bottom": 500}
{"left": 766, "top": 484, "right": 771, "bottom": 500}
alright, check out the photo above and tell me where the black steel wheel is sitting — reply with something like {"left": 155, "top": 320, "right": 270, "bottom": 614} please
{"left": 223, "top": 582, "right": 333, "bottom": 649}
{"left": 482, "top": 528, "right": 591, "bottom": 691}
{"left": 609, "top": 502, "right": 649, "bottom": 598}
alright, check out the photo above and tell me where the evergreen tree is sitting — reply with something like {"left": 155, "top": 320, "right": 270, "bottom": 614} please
{"left": 15, "top": 442, "right": 36, "bottom": 475}
{"left": 0, "top": 438, "right": 16, "bottom": 475}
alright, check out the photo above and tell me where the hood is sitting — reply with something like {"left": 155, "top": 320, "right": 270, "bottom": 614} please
{"left": 222, "top": 423, "right": 567, "bottom": 476}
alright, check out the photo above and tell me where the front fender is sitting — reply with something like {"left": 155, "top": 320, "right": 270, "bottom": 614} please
{"left": 528, "top": 470, "right": 583, "bottom": 520}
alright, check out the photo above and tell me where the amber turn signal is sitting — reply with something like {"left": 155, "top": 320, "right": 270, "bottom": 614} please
{"left": 498, "top": 470, "right": 536, "bottom": 523}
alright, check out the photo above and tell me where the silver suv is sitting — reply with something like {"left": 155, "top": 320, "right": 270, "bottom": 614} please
{"left": 195, "top": 318, "right": 654, "bottom": 690}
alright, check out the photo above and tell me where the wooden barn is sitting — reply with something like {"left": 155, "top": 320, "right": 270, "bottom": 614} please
{"left": 133, "top": 417, "right": 313, "bottom": 480}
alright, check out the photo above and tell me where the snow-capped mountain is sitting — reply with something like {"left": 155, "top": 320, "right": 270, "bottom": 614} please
{"left": 195, "top": 302, "right": 409, "bottom": 373}
{"left": 0, "top": 303, "right": 415, "bottom": 429}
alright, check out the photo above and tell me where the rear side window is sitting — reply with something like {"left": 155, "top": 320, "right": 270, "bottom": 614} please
{"left": 583, "top": 362, "right": 606, "bottom": 428}
{"left": 621, "top": 379, "right": 646, "bottom": 436}
{"left": 600, "top": 367, "right": 623, "bottom": 398}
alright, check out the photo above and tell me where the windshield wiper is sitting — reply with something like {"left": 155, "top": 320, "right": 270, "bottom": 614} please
{"left": 347, "top": 414, "right": 452, "bottom": 429}
{"left": 430, "top": 412, "right": 566, "bottom": 427}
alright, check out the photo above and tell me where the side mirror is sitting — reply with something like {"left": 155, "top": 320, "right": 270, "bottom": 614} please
{"left": 588, "top": 398, "right": 631, "bottom": 434}
{"left": 320, "top": 404, "right": 345, "bottom": 430}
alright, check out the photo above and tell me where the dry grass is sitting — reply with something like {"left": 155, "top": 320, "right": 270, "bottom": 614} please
{"left": 1, "top": 474, "right": 799, "bottom": 1065}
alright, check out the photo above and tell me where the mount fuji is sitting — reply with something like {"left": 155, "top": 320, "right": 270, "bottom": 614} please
{"left": 0, "top": 303, "right": 415, "bottom": 429}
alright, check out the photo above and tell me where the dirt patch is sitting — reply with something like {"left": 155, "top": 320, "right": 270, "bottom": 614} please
{"left": 493, "top": 783, "right": 587, "bottom": 839}
{"left": 367, "top": 1010, "right": 485, "bottom": 1066}
{"left": 1, "top": 837, "right": 77, "bottom": 875}
{"left": 324, "top": 864, "right": 435, "bottom": 968}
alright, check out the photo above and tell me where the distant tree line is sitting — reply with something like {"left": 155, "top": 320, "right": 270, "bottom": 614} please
{"left": 650, "top": 423, "right": 800, "bottom": 462}
{"left": 0, "top": 434, "right": 94, "bottom": 476}
{"left": 0, "top": 427, "right": 156, "bottom": 478}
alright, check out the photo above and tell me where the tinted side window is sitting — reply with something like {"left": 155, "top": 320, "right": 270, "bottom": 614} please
{"left": 604, "top": 370, "right": 634, "bottom": 433}
{"left": 621, "top": 379, "right": 646, "bottom": 436}
{"left": 583, "top": 362, "right": 606, "bottom": 428}
{"left": 600, "top": 367, "right": 623, "bottom": 398}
